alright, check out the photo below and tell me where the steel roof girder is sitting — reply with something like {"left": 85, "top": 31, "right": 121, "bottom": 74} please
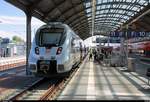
{"left": 71, "top": 18, "right": 90, "bottom": 27}
{"left": 73, "top": 25, "right": 90, "bottom": 31}
{"left": 42, "top": 0, "right": 66, "bottom": 21}
{"left": 141, "top": 15, "right": 150, "bottom": 25}
{"left": 94, "top": 19, "right": 123, "bottom": 24}
{"left": 90, "top": 23, "right": 120, "bottom": 30}
{"left": 62, "top": 5, "right": 137, "bottom": 25}
{"left": 95, "top": 7, "right": 137, "bottom": 14}
{"left": 72, "top": 21, "right": 89, "bottom": 28}
{"left": 94, "top": 16, "right": 128, "bottom": 21}
{"left": 94, "top": 24, "right": 119, "bottom": 29}
{"left": 44, "top": 0, "right": 83, "bottom": 22}
{"left": 136, "top": 21, "right": 150, "bottom": 30}
{"left": 85, "top": 1, "right": 145, "bottom": 9}
{"left": 71, "top": 14, "right": 131, "bottom": 29}
{"left": 27, "top": 0, "right": 43, "bottom": 14}
{"left": 73, "top": 23, "right": 90, "bottom": 31}
{"left": 87, "top": 12, "right": 133, "bottom": 20}
{"left": 73, "top": 25, "right": 90, "bottom": 32}
{"left": 70, "top": 15, "right": 88, "bottom": 26}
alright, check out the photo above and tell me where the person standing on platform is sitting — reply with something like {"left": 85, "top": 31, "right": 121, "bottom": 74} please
{"left": 89, "top": 49, "right": 93, "bottom": 61}
{"left": 93, "top": 49, "right": 97, "bottom": 61}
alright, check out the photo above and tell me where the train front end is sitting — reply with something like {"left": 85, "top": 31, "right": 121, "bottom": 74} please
{"left": 28, "top": 23, "right": 68, "bottom": 77}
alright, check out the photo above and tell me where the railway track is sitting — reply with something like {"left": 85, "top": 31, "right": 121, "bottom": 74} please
{"left": 8, "top": 63, "right": 80, "bottom": 100}
{"left": 8, "top": 78, "right": 45, "bottom": 100}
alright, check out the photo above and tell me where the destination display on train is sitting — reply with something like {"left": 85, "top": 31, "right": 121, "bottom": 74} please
{"left": 109, "top": 31, "right": 150, "bottom": 38}
{"left": 41, "top": 28, "right": 64, "bottom": 33}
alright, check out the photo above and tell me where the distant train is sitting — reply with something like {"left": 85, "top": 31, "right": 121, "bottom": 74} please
{"left": 129, "top": 41, "right": 150, "bottom": 57}
{"left": 28, "top": 22, "right": 85, "bottom": 77}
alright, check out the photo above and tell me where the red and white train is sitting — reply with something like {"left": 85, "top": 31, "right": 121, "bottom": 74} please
{"left": 129, "top": 40, "right": 150, "bottom": 57}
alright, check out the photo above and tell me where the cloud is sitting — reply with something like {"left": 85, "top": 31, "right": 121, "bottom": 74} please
{"left": 0, "top": 16, "right": 45, "bottom": 26}
{"left": 0, "top": 16, "right": 25, "bottom": 25}
{"left": 0, "top": 30, "right": 26, "bottom": 41}
{"left": 0, "top": 16, "right": 46, "bottom": 42}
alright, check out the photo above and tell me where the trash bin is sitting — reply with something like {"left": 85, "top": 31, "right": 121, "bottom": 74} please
{"left": 110, "top": 56, "right": 121, "bottom": 67}
{"left": 127, "top": 58, "right": 136, "bottom": 72}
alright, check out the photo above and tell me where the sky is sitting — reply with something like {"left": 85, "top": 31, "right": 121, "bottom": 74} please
{"left": 0, "top": 0, "right": 120, "bottom": 47}
{"left": 0, "top": 0, "right": 93, "bottom": 43}
{"left": 0, "top": 0, "right": 94, "bottom": 45}
{"left": 0, "top": 0, "right": 45, "bottom": 41}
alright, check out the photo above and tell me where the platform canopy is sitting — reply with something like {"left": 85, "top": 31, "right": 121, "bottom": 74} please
{"left": 5, "top": 0, "right": 150, "bottom": 40}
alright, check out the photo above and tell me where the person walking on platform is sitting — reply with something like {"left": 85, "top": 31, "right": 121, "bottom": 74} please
{"left": 89, "top": 49, "right": 93, "bottom": 61}
{"left": 89, "top": 52, "right": 92, "bottom": 61}
{"left": 99, "top": 53, "right": 104, "bottom": 62}
{"left": 93, "top": 49, "right": 97, "bottom": 61}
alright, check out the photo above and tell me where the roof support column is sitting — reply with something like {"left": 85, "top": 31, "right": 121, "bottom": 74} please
{"left": 99, "top": 35, "right": 101, "bottom": 53}
{"left": 92, "top": 0, "right": 96, "bottom": 36}
{"left": 25, "top": 11, "right": 32, "bottom": 75}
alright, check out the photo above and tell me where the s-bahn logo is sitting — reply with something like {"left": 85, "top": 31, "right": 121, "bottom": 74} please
{"left": 109, "top": 31, "right": 150, "bottom": 38}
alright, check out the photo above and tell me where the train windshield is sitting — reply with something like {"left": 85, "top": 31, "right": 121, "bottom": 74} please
{"left": 39, "top": 28, "right": 65, "bottom": 47}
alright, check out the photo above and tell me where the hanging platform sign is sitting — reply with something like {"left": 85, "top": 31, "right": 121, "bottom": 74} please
{"left": 126, "top": 36, "right": 150, "bottom": 43}
{"left": 109, "top": 31, "right": 150, "bottom": 38}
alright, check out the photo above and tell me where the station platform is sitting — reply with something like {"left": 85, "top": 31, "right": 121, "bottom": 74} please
{"left": 57, "top": 56, "right": 150, "bottom": 100}
{"left": 0, "top": 56, "right": 26, "bottom": 64}
{"left": 0, "top": 56, "right": 26, "bottom": 71}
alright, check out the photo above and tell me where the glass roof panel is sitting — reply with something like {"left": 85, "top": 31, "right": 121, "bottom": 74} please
{"left": 85, "top": 2, "right": 91, "bottom": 8}
{"left": 84, "top": 0, "right": 149, "bottom": 34}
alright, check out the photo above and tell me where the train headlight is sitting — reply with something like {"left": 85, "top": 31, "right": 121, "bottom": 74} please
{"left": 56, "top": 47, "right": 63, "bottom": 55}
{"left": 35, "top": 47, "right": 40, "bottom": 55}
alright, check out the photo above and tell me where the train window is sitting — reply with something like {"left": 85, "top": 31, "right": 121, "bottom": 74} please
{"left": 42, "top": 33, "right": 61, "bottom": 46}
{"left": 71, "top": 37, "right": 76, "bottom": 53}
{"left": 71, "top": 38, "right": 75, "bottom": 47}
{"left": 38, "top": 28, "right": 65, "bottom": 47}
{"left": 59, "top": 32, "right": 66, "bottom": 45}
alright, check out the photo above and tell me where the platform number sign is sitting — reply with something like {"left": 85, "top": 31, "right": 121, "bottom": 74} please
{"left": 109, "top": 31, "right": 150, "bottom": 38}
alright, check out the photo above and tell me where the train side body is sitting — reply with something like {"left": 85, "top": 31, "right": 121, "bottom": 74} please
{"left": 130, "top": 41, "right": 150, "bottom": 57}
{"left": 28, "top": 23, "right": 84, "bottom": 77}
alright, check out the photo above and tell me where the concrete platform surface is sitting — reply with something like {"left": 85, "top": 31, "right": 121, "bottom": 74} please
{"left": 0, "top": 56, "right": 26, "bottom": 64}
{"left": 57, "top": 57, "right": 150, "bottom": 100}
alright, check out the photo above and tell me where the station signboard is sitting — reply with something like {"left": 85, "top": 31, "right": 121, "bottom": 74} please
{"left": 109, "top": 31, "right": 150, "bottom": 38}
{"left": 126, "top": 36, "right": 150, "bottom": 43}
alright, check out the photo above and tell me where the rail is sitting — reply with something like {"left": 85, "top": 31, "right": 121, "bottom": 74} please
{"left": 9, "top": 78, "right": 45, "bottom": 100}
{"left": 7, "top": 59, "right": 81, "bottom": 100}
{"left": 40, "top": 63, "right": 80, "bottom": 100}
